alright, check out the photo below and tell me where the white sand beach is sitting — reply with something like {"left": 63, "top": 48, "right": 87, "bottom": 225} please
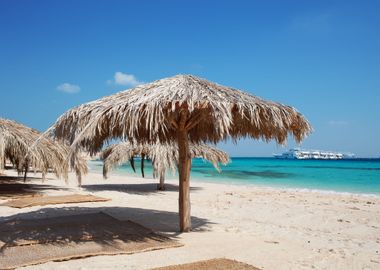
{"left": 1, "top": 170, "right": 379, "bottom": 270}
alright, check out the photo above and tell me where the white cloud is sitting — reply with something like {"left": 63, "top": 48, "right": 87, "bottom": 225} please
{"left": 57, "top": 83, "right": 81, "bottom": 94}
{"left": 109, "top": 72, "right": 143, "bottom": 87}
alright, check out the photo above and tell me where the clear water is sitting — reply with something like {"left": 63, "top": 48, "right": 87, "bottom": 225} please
{"left": 89, "top": 158, "right": 380, "bottom": 195}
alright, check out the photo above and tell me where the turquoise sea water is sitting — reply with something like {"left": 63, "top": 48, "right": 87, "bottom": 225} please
{"left": 89, "top": 158, "right": 380, "bottom": 195}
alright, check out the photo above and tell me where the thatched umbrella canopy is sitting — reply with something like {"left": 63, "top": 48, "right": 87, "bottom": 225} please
{"left": 101, "top": 142, "right": 230, "bottom": 190}
{"left": 0, "top": 118, "right": 88, "bottom": 184}
{"left": 48, "top": 74, "right": 312, "bottom": 232}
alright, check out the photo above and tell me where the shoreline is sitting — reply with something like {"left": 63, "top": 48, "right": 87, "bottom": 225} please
{"left": 95, "top": 168, "right": 380, "bottom": 199}
{"left": 189, "top": 176, "right": 380, "bottom": 198}
{"left": 88, "top": 157, "right": 380, "bottom": 197}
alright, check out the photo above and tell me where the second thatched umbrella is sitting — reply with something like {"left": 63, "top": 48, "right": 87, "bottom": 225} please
{"left": 0, "top": 118, "right": 87, "bottom": 183}
{"left": 49, "top": 74, "right": 312, "bottom": 231}
{"left": 101, "top": 142, "right": 230, "bottom": 190}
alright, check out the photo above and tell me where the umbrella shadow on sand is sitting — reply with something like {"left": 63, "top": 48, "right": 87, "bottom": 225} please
{"left": 0, "top": 175, "right": 42, "bottom": 182}
{"left": 0, "top": 206, "right": 201, "bottom": 269}
{"left": 82, "top": 183, "right": 203, "bottom": 195}
{"left": 0, "top": 206, "right": 213, "bottom": 235}
{"left": 0, "top": 176, "right": 70, "bottom": 199}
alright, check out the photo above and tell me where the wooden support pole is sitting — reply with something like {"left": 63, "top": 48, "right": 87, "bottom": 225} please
{"left": 23, "top": 162, "right": 28, "bottom": 182}
{"left": 177, "top": 108, "right": 192, "bottom": 232}
{"left": 129, "top": 157, "right": 136, "bottom": 172}
{"left": 140, "top": 154, "right": 145, "bottom": 178}
{"left": 158, "top": 170, "right": 165, "bottom": 190}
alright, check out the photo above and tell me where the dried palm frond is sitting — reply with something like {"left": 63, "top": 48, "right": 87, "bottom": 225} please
{"left": 0, "top": 118, "right": 87, "bottom": 183}
{"left": 48, "top": 74, "right": 312, "bottom": 154}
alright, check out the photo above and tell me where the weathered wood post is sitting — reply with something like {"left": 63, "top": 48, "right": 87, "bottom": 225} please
{"left": 176, "top": 109, "right": 191, "bottom": 232}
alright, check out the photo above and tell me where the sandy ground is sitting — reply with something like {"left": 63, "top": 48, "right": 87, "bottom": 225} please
{"left": 1, "top": 170, "right": 380, "bottom": 270}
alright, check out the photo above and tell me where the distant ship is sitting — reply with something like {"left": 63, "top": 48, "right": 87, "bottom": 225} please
{"left": 274, "top": 148, "right": 355, "bottom": 160}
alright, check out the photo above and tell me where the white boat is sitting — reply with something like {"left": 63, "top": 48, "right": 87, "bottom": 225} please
{"left": 274, "top": 148, "right": 355, "bottom": 160}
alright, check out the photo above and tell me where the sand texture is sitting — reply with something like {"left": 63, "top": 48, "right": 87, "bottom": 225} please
{"left": 0, "top": 170, "right": 379, "bottom": 269}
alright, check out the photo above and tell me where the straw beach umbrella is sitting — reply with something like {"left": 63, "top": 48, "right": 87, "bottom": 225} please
{"left": 49, "top": 74, "right": 312, "bottom": 231}
{"left": 101, "top": 142, "right": 230, "bottom": 190}
{"left": 0, "top": 118, "right": 87, "bottom": 183}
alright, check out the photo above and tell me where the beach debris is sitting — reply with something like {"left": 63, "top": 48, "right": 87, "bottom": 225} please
{"left": 337, "top": 219, "right": 351, "bottom": 223}
{"left": 264, "top": 240, "right": 279, "bottom": 244}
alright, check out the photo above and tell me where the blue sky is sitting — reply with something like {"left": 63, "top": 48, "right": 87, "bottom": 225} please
{"left": 0, "top": 0, "right": 379, "bottom": 157}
